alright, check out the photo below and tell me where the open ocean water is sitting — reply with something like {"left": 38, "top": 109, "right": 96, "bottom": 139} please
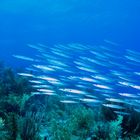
{"left": 0, "top": 0, "right": 140, "bottom": 140}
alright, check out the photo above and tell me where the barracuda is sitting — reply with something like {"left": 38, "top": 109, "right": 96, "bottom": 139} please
{"left": 13, "top": 43, "right": 140, "bottom": 113}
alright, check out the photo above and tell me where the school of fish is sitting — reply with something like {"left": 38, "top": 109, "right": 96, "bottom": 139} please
{"left": 13, "top": 40, "right": 140, "bottom": 115}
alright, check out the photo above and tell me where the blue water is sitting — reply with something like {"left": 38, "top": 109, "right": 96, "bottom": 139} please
{"left": 0, "top": 0, "right": 140, "bottom": 67}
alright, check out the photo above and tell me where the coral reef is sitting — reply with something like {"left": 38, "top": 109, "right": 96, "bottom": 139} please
{"left": 0, "top": 62, "right": 140, "bottom": 139}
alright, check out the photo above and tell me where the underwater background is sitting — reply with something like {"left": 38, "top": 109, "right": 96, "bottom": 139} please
{"left": 0, "top": 0, "right": 140, "bottom": 66}
{"left": 0, "top": 0, "right": 140, "bottom": 140}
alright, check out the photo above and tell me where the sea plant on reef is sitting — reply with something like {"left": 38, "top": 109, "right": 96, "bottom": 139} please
{"left": 0, "top": 63, "right": 34, "bottom": 139}
{"left": 0, "top": 64, "right": 32, "bottom": 116}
